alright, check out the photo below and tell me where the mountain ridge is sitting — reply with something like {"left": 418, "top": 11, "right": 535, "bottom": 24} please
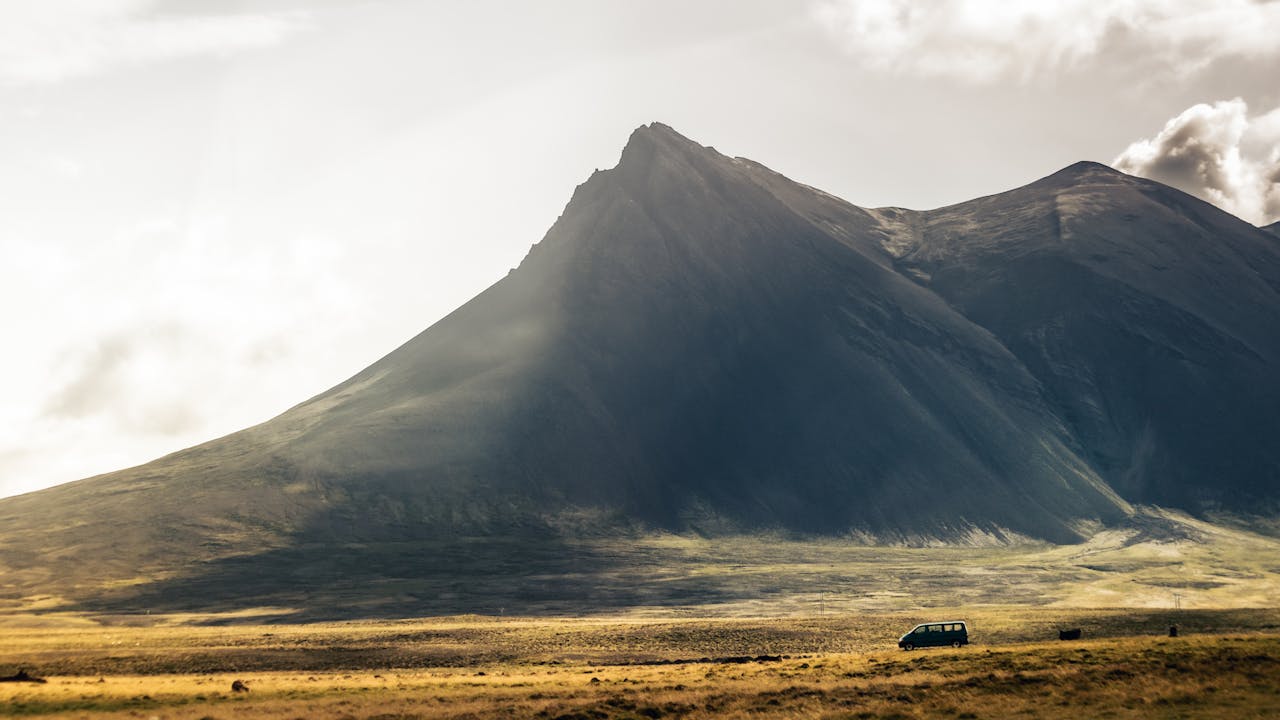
{"left": 2, "top": 123, "right": 1278, "bottom": 614}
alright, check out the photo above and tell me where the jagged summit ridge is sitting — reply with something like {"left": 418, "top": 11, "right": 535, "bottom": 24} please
{"left": 616, "top": 122, "right": 714, "bottom": 173}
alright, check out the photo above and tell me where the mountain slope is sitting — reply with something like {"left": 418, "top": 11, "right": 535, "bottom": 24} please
{"left": 883, "top": 162, "right": 1280, "bottom": 509}
{"left": 0, "top": 125, "right": 1127, "bottom": 548}
{"left": 3, "top": 125, "right": 1279, "bottom": 613}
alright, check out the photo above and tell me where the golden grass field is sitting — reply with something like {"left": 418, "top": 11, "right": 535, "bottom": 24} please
{"left": 4, "top": 511, "right": 1280, "bottom": 717}
{"left": 2, "top": 608, "right": 1279, "bottom": 719}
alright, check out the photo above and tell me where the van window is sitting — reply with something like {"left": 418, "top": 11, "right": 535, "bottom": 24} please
{"left": 914, "top": 626, "right": 927, "bottom": 634}
{"left": 929, "top": 625, "right": 942, "bottom": 632}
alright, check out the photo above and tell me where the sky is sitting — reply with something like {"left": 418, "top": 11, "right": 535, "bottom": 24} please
{"left": 2, "top": 0, "right": 1279, "bottom": 499}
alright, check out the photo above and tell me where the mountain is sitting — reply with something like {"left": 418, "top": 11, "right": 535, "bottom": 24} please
{"left": 2, "top": 124, "right": 1278, "bottom": 614}
{"left": 1264, "top": 221, "right": 1280, "bottom": 238}
{"left": 881, "top": 162, "right": 1280, "bottom": 510}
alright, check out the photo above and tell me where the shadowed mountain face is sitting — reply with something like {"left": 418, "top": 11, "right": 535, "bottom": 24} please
{"left": 1264, "top": 221, "right": 1280, "bottom": 239}
{"left": 884, "top": 164, "right": 1280, "bottom": 510}
{"left": 2, "top": 124, "right": 1278, "bottom": 611}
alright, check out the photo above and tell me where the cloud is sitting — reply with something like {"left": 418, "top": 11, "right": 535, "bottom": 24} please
{"left": 811, "top": 0, "right": 1280, "bottom": 83}
{"left": 0, "top": 0, "right": 306, "bottom": 85}
{"left": 0, "top": 204, "right": 370, "bottom": 498}
{"left": 44, "top": 334, "right": 136, "bottom": 421}
{"left": 44, "top": 324, "right": 204, "bottom": 436}
{"left": 1114, "top": 98, "right": 1280, "bottom": 226}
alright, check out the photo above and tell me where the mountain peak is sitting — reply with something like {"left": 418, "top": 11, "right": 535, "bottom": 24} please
{"left": 618, "top": 122, "right": 715, "bottom": 169}
{"left": 1062, "top": 159, "right": 1115, "bottom": 173}
{"left": 626, "top": 121, "right": 696, "bottom": 146}
{"left": 1037, "top": 160, "right": 1132, "bottom": 187}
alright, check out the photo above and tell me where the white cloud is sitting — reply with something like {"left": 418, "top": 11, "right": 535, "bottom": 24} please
{"left": 1114, "top": 98, "right": 1280, "bottom": 226}
{"left": 811, "top": 0, "right": 1280, "bottom": 83}
{"left": 0, "top": 0, "right": 306, "bottom": 85}
{"left": 0, "top": 210, "right": 361, "bottom": 498}
{"left": 43, "top": 323, "right": 204, "bottom": 436}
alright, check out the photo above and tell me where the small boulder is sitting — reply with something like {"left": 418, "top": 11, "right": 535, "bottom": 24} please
{"left": 0, "top": 669, "right": 46, "bottom": 683}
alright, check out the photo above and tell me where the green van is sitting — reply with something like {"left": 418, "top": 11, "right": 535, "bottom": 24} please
{"left": 898, "top": 620, "right": 968, "bottom": 650}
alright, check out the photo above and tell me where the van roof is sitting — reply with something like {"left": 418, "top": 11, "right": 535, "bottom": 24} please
{"left": 914, "top": 620, "right": 966, "bottom": 625}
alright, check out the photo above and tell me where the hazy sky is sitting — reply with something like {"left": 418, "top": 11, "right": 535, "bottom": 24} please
{"left": 3, "top": 0, "right": 1279, "bottom": 499}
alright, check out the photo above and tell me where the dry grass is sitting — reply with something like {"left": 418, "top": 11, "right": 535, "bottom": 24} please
{"left": 7, "top": 509, "right": 1280, "bottom": 621}
{"left": 2, "top": 607, "right": 1278, "bottom": 674}
{"left": 1, "top": 611, "right": 1279, "bottom": 718}
{"left": 3, "top": 512, "right": 1279, "bottom": 716}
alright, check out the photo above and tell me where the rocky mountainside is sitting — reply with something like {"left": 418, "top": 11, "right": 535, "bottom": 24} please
{"left": 2, "top": 124, "right": 1278, "bottom": 613}
{"left": 880, "top": 162, "right": 1280, "bottom": 510}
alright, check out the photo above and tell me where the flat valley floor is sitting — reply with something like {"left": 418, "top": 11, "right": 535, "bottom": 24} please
{"left": 2, "top": 608, "right": 1279, "bottom": 719}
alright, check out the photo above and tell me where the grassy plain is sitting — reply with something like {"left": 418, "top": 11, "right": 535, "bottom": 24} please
{"left": 4, "top": 511, "right": 1279, "bottom": 717}
{"left": 7, "top": 507, "right": 1278, "bottom": 621}
{"left": 2, "top": 609, "right": 1279, "bottom": 719}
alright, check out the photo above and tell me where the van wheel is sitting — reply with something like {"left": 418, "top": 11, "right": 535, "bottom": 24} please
{"left": 952, "top": 641, "right": 962, "bottom": 648}
{"left": 902, "top": 643, "right": 914, "bottom": 651}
